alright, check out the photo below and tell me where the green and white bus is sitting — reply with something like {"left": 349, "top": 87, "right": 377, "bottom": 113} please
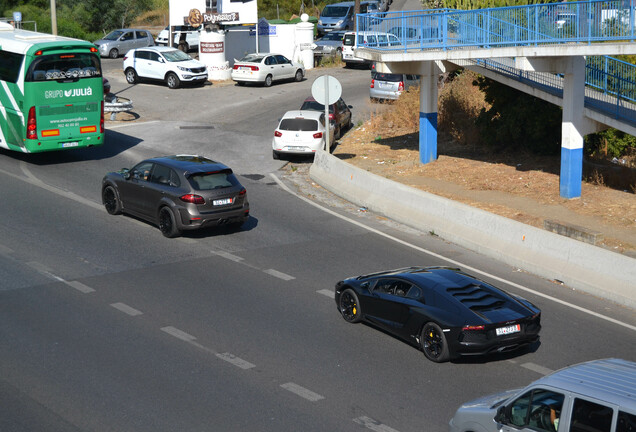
{"left": 0, "top": 22, "right": 104, "bottom": 153}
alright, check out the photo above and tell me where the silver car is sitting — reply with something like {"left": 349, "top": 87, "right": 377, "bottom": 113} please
{"left": 449, "top": 358, "right": 636, "bottom": 432}
{"left": 313, "top": 31, "right": 345, "bottom": 59}
{"left": 94, "top": 29, "right": 155, "bottom": 59}
{"left": 369, "top": 72, "right": 419, "bottom": 101}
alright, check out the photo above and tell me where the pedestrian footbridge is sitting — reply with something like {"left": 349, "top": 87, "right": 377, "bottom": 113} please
{"left": 354, "top": 0, "right": 636, "bottom": 198}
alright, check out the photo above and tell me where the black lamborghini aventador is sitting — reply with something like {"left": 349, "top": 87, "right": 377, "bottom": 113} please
{"left": 334, "top": 266, "right": 541, "bottom": 363}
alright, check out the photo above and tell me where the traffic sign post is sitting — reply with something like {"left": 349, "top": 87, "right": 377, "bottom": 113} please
{"left": 311, "top": 75, "right": 342, "bottom": 153}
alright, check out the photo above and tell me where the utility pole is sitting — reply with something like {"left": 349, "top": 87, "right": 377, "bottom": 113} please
{"left": 354, "top": 0, "right": 360, "bottom": 31}
{"left": 50, "top": 0, "right": 57, "bottom": 35}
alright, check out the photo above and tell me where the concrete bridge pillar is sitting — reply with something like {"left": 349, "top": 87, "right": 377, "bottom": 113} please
{"left": 560, "top": 56, "right": 586, "bottom": 199}
{"left": 419, "top": 61, "right": 438, "bottom": 164}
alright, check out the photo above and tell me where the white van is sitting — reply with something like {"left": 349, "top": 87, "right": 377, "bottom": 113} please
{"left": 449, "top": 358, "right": 636, "bottom": 432}
{"left": 156, "top": 26, "right": 201, "bottom": 52}
{"left": 341, "top": 31, "right": 400, "bottom": 67}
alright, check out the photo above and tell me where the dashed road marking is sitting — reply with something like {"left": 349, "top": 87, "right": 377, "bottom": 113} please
{"left": 317, "top": 289, "right": 335, "bottom": 298}
{"left": 264, "top": 269, "right": 295, "bottom": 281}
{"left": 211, "top": 250, "right": 244, "bottom": 262}
{"left": 521, "top": 362, "right": 554, "bottom": 376}
{"left": 280, "top": 383, "right": 324, "bottom": 402}
{"left": 216, "top": 352, "right": 256, "bottom": 369}
{"left": 161, "top": 326, "right": 196, "bottom": 342}
{"left": 111, "top": 302, "right": 143, "bottom": 316}
{"left": 270, "top": 173, "right": 636, "bottom": 333}
{"left": 65, "top": 280, "right": 95, "bottom": 293}
{"left": 353, "top": 416, "right": 400, "bottom": 432}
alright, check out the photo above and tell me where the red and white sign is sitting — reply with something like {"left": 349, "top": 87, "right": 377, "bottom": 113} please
{"left": 201, "top": 41, "right": 224, "bottom": 53}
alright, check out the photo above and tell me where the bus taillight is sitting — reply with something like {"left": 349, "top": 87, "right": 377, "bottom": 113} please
{"left": 27, "top": 106, "right": 38, "bottom": 139}
{"left": 100, "top": 101, "right": 104, "bottom": 133}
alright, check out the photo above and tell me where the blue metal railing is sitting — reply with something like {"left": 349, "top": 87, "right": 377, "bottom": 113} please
{"left": 357, "top": 0, "right": 636, "bottom": 49}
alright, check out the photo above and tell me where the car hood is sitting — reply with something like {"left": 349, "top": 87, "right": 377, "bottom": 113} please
{"left": 93, "top": 39, "right": 110, "bottom": 45}
{"left": 178, "top": 59, "right": 206, "bottom": 68}
{"left": 460, "top": 388, "right": 519, "bottom": 410}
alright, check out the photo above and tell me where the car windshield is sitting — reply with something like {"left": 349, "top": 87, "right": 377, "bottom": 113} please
{"left": 301, "top": 101, "right": 334, "bottom": 113}
{"left": 322, "top": 33, "right": 343, "bottom": 41}
{"left": 279, "top": 118, "right": 319, "bottom": 131}
{"left": 240, "top": 54, "right": 265, "bottom": 63}
{"left": 188, "top": 170, "right": 239, "bottom": 190}
{"left": 321, "top": 6, "right": 350, "bottom": 17}
{"left": 103, "top": 30, "right": 124, "bottom": 40}
{"left": 373, "top": 72, "right": 402, "bottom": 82}
{"left": 162, "top": 50, "right": 192, "bottom": 62}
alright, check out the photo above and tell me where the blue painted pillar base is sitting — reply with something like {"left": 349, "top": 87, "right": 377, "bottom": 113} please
{"left": 560, "top": 147, "right": 583, "bottom": 199}
{"left": 419, "top": 112, "right": 438, "bottom": 164}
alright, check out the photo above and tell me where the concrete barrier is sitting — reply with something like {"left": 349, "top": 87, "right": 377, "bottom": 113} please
{"left": 310, "top": 150, "right": 636, "bottom": 309}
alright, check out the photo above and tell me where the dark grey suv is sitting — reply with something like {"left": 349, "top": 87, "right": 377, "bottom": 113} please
{"left": 102, "top": 155, "right": 250, "bottom": 237}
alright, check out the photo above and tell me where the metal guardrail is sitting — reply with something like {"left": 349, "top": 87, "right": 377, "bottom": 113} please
{"left": 104, "top": 95, "right": 133, "bottom": 121}
{"left": 357, "top": 0, "right": 636, "bottom": 49}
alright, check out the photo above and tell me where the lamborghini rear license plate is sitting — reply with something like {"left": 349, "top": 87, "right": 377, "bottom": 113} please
{"left": 496, "top": 324, "right": 520, "bottom": 336}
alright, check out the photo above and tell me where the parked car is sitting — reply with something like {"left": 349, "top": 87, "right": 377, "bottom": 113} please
{"left": 272, "top": 110, "right": 336, "bottom": 159}
{"left": 449, "top": 358, "right": 636, "bottom": 432}
{"left": 370, "top": 72, "right": 419, "bottom": 101}
{"left": 317, "top": 1, "right": 355, "bottom": 36}
{"left": 300, "top": 96, "right": 352, "bottom": 139}
{"left": 313, "top": 31, "right": 346, "bottom": 59}
{"left": 93, "top": 29, "right": 154, "bottom": 59}
{"left": 231, "top": 53, "right": 304, "bottom": 87}
{"left": 342, "top": 31, "right": 401, "bottom": 67}
{"left": 334, "top": 266, "right": 541, "bottom": 363}
{"left": 123, "top": 46, "right": 208, "bottom": 89}
{"left": 155, "top": 25, "right": 201, "bottom": 52}
{"left": 102, "top": 155, "right": 249, "bottom": 238}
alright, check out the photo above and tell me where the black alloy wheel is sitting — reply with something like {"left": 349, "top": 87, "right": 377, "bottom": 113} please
{"left": 158, "top": 207, "right": 180, "bottom": 238}
{"left": 339, "top": 289, "right": 362, "bottom": 323}
{"left": 421, "top": 322, "right": 450, "bottom": 362}
{"left": 102, "top": 186, "right": 122, "bottom": 215}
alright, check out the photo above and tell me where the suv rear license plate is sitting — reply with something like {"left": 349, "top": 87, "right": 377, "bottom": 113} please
{"left": 496, "top": 324, "right": 521, "bottom": 336}
{"left": 213, "top": 198, "right": 233, "bottom": 206}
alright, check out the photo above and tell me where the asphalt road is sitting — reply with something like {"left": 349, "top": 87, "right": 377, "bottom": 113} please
{"left": 1, "top": 57, "right": 634, "bottom": 432}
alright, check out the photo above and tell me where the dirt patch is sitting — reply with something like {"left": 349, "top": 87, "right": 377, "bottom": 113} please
{"left": 333, "top": 122, "right": 636, "bottom": 256}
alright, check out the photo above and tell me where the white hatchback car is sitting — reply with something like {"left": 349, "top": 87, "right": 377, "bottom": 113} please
{"left": 123, "top": 46, "right": 208, "bottom": 89}
{"left": 272, "top": 110, "right": 335, "bottom": 159}
{"left": 232, "top": 53, "right": 304, "bottom": 87}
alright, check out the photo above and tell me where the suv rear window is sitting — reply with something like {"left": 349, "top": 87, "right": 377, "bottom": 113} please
{"left": 343, "top": 34, "right": 355, "bottom": 46}
{"left": 279, "top": 118, "right": 319, "bottom": 131}
{"left": 188, "top": 170, "right": 239, "bottom": 190}
{"left": 373, "top": 72, "right": 402, "bottom": 82}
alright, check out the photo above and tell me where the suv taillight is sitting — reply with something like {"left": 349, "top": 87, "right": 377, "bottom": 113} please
{"left": 180, "top": 194, "right": 205, "bottom": 204}
{"left": 398, "top": 81, "right": 404, "bottom": 91}
{"left": 27, "top": 106, "right": 37, "bottom": 140}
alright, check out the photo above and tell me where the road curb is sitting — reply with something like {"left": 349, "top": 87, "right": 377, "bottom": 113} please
{"left": 309, "top": 150, "right": 636, "bottom": 309}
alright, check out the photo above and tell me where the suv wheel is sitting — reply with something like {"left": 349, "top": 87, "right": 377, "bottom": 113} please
{"left": 166, "top": 72, "right": 180, "bottom": 89}
{"left": 125, "top": 68, "right": 138, "bottom": 84}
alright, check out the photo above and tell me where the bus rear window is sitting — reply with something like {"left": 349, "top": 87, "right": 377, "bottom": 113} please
{"left": 26, "top": 53, "right": 102, "bottom": 82}
{"left": 0, "top": 50, "right": 25, "bottom": 83}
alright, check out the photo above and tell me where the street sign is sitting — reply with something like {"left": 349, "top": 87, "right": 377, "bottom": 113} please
{"left": 311, "top": 75, "right": 341, "bottom": 106}
{"left": 13, "top": 11, "right": 22, "bottom": 22}
{"left": 311, "top": 75, "right": 342, "bottom": 153}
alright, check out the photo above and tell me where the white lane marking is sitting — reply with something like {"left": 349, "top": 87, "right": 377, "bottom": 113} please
{"left": 264, "top": 269, "right": 295, "bottom": 281}
{"left": 280, "top": 383, "right": 324, "bottom": 402}
{"left": 18, "top": 162, "right": 102, "bottom": 210}
{"left": 161, "top": 326, "right": 197, "bottom": 342}
{"left": 353, "top": 416, "right": 401, "bottom": 432}
{"left": 521, "top": 362, "right": 554, "bottom": 376}
{"left": 25, "top": 262, "right": 64, "bottom": 281}
{"left": 211, "top": 250, "right": 244, "bottom": 262}
{"left": 110, "top": 302, "right": 143, "bottom": 316}
{"left": 106, "top": 120, "right": 160, "bottom": 130}
{"left": 317, "top": 289, "right": 335, "bottom": 298}
{"left": 65, "top": 280, "right": 95, "bottom": 293}
{"left": 216, "top": 352, "right": 256, "bottom": 369}
{"left": 270, "top": 174, "right": 636, "bottom": 332}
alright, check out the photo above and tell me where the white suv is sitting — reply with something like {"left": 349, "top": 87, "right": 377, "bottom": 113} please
{"left": 123, "top": 46, "right": 208, "bottom": 89}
